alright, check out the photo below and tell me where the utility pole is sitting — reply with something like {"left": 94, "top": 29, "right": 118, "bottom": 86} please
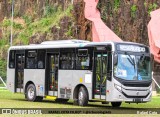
{"left": 10, "top": 0, "right": 14, "bottom": 46}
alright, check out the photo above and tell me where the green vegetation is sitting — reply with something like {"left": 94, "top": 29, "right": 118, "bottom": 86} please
{"left": 156, "top": 88, "right": 160, "bottom": 94}
{"left": 0, "top": 60, "right": 7, "bottom": 80}
{"left": 0, "top": 38, "right": 8, "bottom": 80}
{"left": 66, "top": 25, "right": 73, "bottom": 37}
{"left": 1, "top": 18, "right": 23, "bottom": 30}
{"left": 15, "top": 5, "right": 73, "bottom": 45}
{"left": 0, "top": 83, "right": 5, "bottom": 87}
{"left": 0, "top": 4, "right": 73, "bottom": 45}
{"left": 97, "top": 1, "right": 108, "bottom": 23}
{"left": 22, "top": 15, "right": 33, "bottom": 25}
{"left": 114, "top": 0, "right": 120, "bottom": 12}
{"left": 148, "top": 3, "right": 158, "bottom": 15}
{"left": 144, "top": 1, "right": 158, "bottom": 15}
{"left": 44, "top": 5, "right": 58, "bottom": 17}
{"left": 131, "top": 5, "right": 137, "bottom": 18}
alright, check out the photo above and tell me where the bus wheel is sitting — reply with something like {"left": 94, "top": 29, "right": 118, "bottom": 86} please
{"left": 111, "top": 102, "right": 122, "bottom": 107}
{"left": 26, "top": 84, "right": 42, "bottom": 102}
{"left": 78, "top": 86, "right": 88, "bottom": 106}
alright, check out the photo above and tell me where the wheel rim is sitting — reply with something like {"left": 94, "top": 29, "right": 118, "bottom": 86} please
{"left": 28, "top": 87, "right": 34, "bottom": 99}
{"left": 78, "top": 91, "right": 83, "bottom": 104}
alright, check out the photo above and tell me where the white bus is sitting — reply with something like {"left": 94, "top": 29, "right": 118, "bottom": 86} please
{"left": 7, "top": 40, "right": 152, "bottom": 107}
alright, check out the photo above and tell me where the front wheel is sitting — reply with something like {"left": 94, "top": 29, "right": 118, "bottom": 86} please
{"left": 111, "top": 102, "right": 122, "bottom": 107}
{"left": 78, "top": 86, "right": 88, "bottom": 106}
{"left": 26, "top": 84, "right": 43, "bottom": 102}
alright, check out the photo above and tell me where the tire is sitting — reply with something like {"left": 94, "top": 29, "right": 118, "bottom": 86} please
{"left": 78, "top": 86, "right": 88, "bottom": 106}
{"left": 55, "top": 98, "right": 69, "bottom": 103}
{"left": 111, "top": 102, "right": 122, "bottom": 107}
{"left": 26, "top": 84, "right": 43, "bottom": 102}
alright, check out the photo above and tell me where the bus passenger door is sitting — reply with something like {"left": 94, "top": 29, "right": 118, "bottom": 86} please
{"left": 15, "top": 53, "right": 25, "bottom": 93}
{"left": 46, "top": 53, "right": 59, "bottom": 96}
{"left": 93, "top": 52, "right": 108, "bottom": 100}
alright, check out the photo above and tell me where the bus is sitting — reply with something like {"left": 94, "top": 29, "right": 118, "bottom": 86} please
{"left": 7, "top": 40, "right": 152, "bottom": 107}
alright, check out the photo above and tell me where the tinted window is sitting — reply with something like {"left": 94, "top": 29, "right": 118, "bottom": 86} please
{"left": 9, "top": 50, "right": 15, "bottom": 68}
{"left": 60, "top": 49, "right": 75, "bottom": 70}
{"left": 76, "top": 49, "right": 92, "bottom": 70}
{"left": 26, "top": 50, "right": 37, "bottom": 69}
{"left": 37, "top": 50, "right": 45, "bottom": 69}
{"left": 76, "top": 56, "right": 90, "bottom": 70}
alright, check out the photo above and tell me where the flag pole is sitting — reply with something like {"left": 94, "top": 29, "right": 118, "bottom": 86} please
{"left": 10, "top": 0, "right": 14, "bottom": 46}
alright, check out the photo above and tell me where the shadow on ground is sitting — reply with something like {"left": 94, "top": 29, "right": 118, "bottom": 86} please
{"left": 10, "top": 98, "right": 152, "bottom": 110}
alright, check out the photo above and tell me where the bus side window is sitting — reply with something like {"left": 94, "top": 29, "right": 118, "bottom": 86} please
{"left": 76, "top": 56, "right": 90, "bottom": 70}
{"left": 37, "top": 50, "right": 45, "bottom": 69}
{"left": 60, "top": 51, "right": 75, "bottom": 70}
{"left": 9, "top": 50, "right": 15, "bottom": 68}
{"left": 26, "top": 50, "right": 37, "bottom": 69}
{"left": 76, "top": 49, "right": 92, "bottom": 70}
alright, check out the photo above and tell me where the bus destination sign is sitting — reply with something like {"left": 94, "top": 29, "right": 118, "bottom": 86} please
{"left": 117, "top": 45, "right": 146, "bottom": 52}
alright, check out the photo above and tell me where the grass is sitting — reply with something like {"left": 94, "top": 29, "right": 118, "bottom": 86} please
{"left": 0, "top": 90, "right": 160, "bottom": 117}
{"left": 0, "top": 84, "right": 5, "bottom": 87}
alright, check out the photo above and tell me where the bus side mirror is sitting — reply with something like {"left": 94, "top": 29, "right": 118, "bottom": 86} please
{"left": 113, "top": 54, "right": 118, "bottom": 65}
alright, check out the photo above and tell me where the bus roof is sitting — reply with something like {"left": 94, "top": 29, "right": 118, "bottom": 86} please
{"left": 9, "top": 40, "right": 148, "bottom": 50}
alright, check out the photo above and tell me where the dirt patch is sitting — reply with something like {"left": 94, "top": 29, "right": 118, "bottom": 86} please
{"left": 14, "top": 17, "right": 25, "bottom": 26}
{"left": 73, "top": 0, "right": 92, "bottom": 41}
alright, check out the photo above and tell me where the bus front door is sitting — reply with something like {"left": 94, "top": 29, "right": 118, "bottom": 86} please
{"left": 15, "top": 54, "right": 25, "bottom": 93}
{"left": 46, "top": 54, "right": 59, "bottom": 96}
{"left": 93, "top": 52, "right": 108, "bottom": 100}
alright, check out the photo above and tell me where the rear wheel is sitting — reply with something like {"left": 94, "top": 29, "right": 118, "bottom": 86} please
{"left": 26, "top": 84, "right": 43, "bottom": 102}
{"left": 111, "top": 102, "right": 122, "bottom": 107}
{"left": 78, "top": 86, "right": 88, "bottom": 106}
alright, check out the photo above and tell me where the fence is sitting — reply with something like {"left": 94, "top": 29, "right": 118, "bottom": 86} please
{"left": 0, "top": 76, "right": 6, "bottom": 89}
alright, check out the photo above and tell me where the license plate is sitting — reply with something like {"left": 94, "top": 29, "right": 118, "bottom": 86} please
{"left": 133, "top": 98, "right": 143, "bottom": 102}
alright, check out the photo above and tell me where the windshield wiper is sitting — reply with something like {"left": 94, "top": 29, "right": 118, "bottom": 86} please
{"left": 140, "top": 54, "right": 145, "bottom": 63}
{"left": 125, "top": 52, "right": 136, "bottom": 69}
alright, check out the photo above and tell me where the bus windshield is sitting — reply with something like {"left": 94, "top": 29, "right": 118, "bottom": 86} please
{"left": 114, "top": 54, "right": 151, "bottom": 81}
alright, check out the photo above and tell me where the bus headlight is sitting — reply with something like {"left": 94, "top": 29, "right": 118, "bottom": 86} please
{"left": 149, "top": 86, "right": 152, "bottom": 92}
{"left": 114, "top": 84, "right": 122, "bottom": 93}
